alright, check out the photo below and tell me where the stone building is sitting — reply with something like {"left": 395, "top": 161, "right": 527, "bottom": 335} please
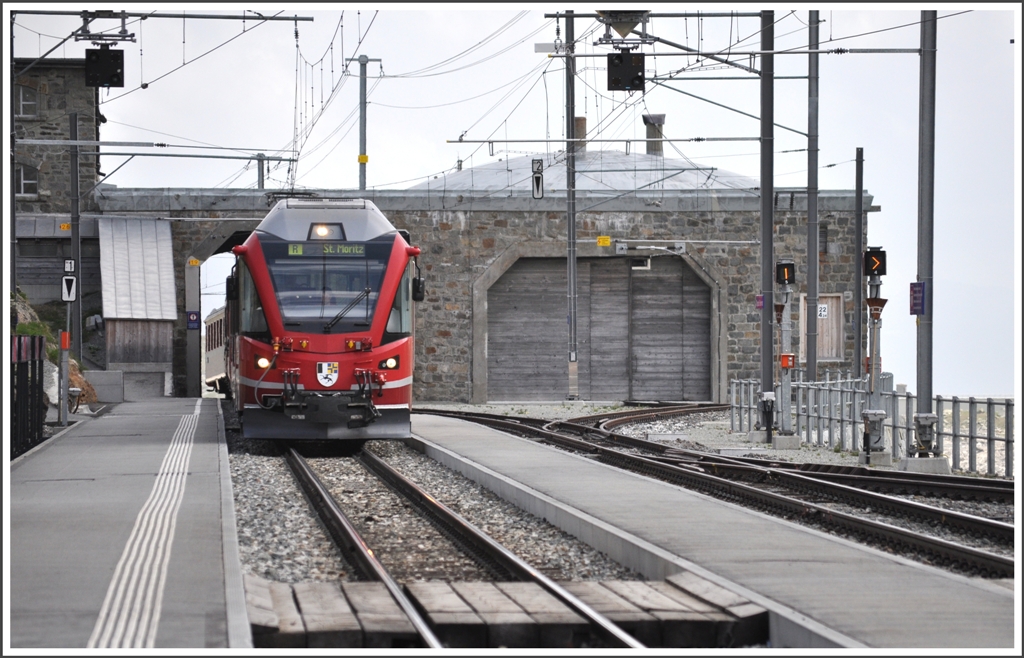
{"left": 10, "top": 58, "right": 876, "bottom": 403}
{"left": 89, "top": 160, "right": 874, "bottom": 403}
{"left": 13, "top": 57, "right": 104, "bottom": 303}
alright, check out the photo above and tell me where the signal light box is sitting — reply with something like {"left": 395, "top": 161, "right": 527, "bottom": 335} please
{"left": 864, "top": 248, "right": 886, "bottom": 276}
{"left": 608, "top": 52, "right": 645, "bottom": 91}
{"left": 85, "top": 48, "right": 124, "bottom": 88}
{"left": 775, "top": 260, "right": 795, "bottom": 285}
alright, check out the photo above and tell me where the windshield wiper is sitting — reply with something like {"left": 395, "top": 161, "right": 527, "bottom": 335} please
{"left": 323, "top": 287, "right": 372, "bottom": 333}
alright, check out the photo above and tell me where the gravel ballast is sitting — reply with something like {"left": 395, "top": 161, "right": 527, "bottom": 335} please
{"left": 225, "top": 400, "right": 1012, "bottom": 585}
{"left": 225, "top": 400, "right": 641, "bottom": 584}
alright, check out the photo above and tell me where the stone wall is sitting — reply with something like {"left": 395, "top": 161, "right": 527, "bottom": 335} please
{"left": 92, "top": 187, "right": 873, "bottom": 402}
{"left": 14, "top": 59, "right": 101, "bottom": 215}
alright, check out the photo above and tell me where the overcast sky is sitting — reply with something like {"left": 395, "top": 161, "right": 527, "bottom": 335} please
{"left": 6, "top": 4, "right": 1020, "bottom": 398}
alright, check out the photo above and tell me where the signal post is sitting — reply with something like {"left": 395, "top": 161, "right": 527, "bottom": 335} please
{"left": 860, "top": 248, "right": 890, "bottom": 466}
{"left": 774, "top": 260, "right": 798, "bottom": 448}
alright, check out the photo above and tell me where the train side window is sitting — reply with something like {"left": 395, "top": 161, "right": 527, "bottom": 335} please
{"left": 238, "top": 261, "right": 270, "bottom": 340}
{"left": 385, "top": 262, "right": 413, "bottom": 339}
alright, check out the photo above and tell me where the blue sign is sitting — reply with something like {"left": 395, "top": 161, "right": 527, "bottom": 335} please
{"left": 910, "top": 282, "right": 926, "bottom": 315}
{"left": 187, "top": 311, "right": 200, "bottom": 330}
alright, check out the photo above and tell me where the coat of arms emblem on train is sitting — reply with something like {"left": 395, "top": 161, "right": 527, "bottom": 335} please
{"left": 316, "top": 362, "right": 339, "bottom": 387}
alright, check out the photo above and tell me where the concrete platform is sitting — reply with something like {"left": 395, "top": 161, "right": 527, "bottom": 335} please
{"left": 8, "top": 398, "right": 249, "bottom": 649}
{"left": 409, "top": 414, "right": 1015, "bottom": 649}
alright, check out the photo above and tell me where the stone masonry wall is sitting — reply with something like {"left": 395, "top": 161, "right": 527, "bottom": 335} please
{"left": 378, "top": 200, "right": 864, "bottom": 403}
{"left": 14, "top": 60, "right": 101, "bottom": 215}
{"left": 92, "top": 188, "right": 870, "bottom": 402}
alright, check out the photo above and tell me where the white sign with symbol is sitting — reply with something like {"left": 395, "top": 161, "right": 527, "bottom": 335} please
{"left": 317, "top": 362, "right": 339, "bottom": 387}
{"left": 531, "top": 159, "right": 544, "bottom": 199}
{"left": 818, "top": 304, "right": 828, "bottom": 319}
{"left": 64, "top": 259, "right": 75, "bottom": 273}
{"left": 61, "top": 275, "right": 77, "bottom": 302}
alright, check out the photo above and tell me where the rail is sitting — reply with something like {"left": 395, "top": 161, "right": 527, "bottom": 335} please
{"left": 359, "top": 448, "right": 645, "bottom": 649}
{"left": 282, "top": 447, "right": 444, "bottom": 649}
{"left": 729, "top": 373, "right": 1014, "bottom": 478}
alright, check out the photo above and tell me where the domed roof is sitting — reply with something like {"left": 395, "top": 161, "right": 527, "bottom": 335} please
{"left": 408, "top": 149, "right": 758, "bottom": 193}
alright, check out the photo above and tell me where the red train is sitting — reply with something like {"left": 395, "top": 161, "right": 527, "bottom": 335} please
{"left": 222, "top": 198, "right": 424, "bottom": 446}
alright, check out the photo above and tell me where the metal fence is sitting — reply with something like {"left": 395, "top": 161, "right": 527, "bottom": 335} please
{"left": 730, "top": 370, "right": 1015, "bottom": 478}
{"left": 12, "top": 335, "right": 47, "bottom": 460}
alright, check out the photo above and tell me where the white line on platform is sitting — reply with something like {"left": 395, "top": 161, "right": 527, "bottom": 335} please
{"left": 87, "top": 400, "right": 202, "bottom": 648}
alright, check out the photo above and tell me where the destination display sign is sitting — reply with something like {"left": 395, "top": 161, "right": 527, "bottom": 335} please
{"left": 288, "top": 243, "right": 365, "bottom": 257}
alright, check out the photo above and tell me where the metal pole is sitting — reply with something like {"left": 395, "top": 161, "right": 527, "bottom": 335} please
{"left": 257, "top": 153, "right": 265, "bottom": 190}
{"left": 806, "top": 10, "right": 819, "bottom": 382}
{"left": 759, "top": 10, "right": 775, "bottom": 430}
{"left": 915, "top": 10, "right": 938, "bottom": 455}
{"left": 854, "top": 147, "right": 863, "bottom": 377}
{"left": 565, "top": 10, "right": 579, "bottom": 399}
{"left": 11, "top": 14, "right": 18, "bottom": 329}
{"left": 359, "top": 54, "right": 368, "bottom": 192}
{"left": 70, "top": 113, "right": 83, "bottom": 364}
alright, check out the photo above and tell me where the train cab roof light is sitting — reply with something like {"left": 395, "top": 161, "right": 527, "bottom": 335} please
{"left": 307, "top": 223, "right": 345, "bottom": 240}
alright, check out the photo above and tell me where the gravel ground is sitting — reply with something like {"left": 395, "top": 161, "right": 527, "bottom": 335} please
{"left": 226, "top": 400, "right": 1013, "bottom": 585}
{"left": 367, "top": 439, "right": 643, "bottom": 582}
{"left": 225, "top": 400, "right": 641, "bottom": 584}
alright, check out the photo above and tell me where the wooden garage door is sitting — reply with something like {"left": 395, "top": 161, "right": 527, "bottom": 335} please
{"left": 487, "top": 257, "right": 709, "bottom": 401}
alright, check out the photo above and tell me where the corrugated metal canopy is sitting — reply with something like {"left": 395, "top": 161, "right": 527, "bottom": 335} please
{"left": 98, "top": 217, "right": 177, "bottom": 320}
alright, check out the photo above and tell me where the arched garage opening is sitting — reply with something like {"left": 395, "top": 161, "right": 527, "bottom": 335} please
{"left": 486, "top": 255, "right": 711, "bottom": 402}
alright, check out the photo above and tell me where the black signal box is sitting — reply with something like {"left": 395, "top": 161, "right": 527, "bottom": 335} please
{"left": 608, "top": 52, "right": 645, "bottom": 91}
{"left": 864, "top": 249, "right": 887, "bottom": 276}
{"left": 775, "top": 260, "right": 796, "bottom": 285}
{"left": 85, "top": 48, "right": 124, "bottom": 88}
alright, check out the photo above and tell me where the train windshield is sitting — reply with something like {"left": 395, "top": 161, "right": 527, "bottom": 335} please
{"left": 261, "top": 239, "right": 391, "bottom": 333}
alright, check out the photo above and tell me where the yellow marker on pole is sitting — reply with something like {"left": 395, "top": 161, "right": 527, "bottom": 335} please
{"left": 358, "top": 154, "right": 369, "bottom": 164}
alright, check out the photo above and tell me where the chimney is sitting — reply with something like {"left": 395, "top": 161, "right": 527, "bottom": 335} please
{"left": 574, "top": 116, "right": 587, "bottom": 157}
{"left": 642, "top": 113, "right": 665, "bottom": 156}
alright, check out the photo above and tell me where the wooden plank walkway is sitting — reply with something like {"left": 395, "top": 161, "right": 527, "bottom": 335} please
{"left": 244, "top": 570, "right": 767, "bottom": 648}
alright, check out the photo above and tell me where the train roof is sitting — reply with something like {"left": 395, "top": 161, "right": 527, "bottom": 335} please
{"left": 205, "top": 305, "right": 225, "bottom": 322}
{"left": 255, "top": 198, "right": 396, "bottom": 242}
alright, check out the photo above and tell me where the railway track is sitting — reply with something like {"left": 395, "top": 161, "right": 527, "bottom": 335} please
{"left": 281, "top": 443, "right": 644, "bottom": 649}
{"left": 417, "top": 406, "right": 1014, "bottom": 578}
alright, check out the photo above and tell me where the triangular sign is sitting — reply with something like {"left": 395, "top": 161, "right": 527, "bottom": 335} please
{"left": 61, "top": 275, "right": 77, "bottom": 302}
{"left": 532, "top": 173, "right": 544, "bottom": 199}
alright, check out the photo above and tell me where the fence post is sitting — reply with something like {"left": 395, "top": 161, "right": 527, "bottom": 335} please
{"left": 987, "top": 398, "right": 996, "bottom": 476}
{"left": 951, "top": 397, "right": 961, "bottom": 472}
{"left": 1005, "top": 400, "right": 1014, "bottom": 479}
{"left": 968, "top": 397, "right": 978, "bottom": 473}
{"left": 730, "top": 380, "right": 736, "bottom": 432}
{"left": 935, "top": 396, "right": 944, "bottom": 458}
{"left": 905, "top": 393, "right": 916, "bottom": 460}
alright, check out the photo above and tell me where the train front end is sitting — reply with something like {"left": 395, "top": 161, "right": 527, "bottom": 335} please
{"left": 226, "top": 198, "right": 424, "bottom": 442}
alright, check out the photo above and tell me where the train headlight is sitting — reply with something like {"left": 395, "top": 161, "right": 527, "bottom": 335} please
{"left": 256, "top": 356, "right": 272, "bottom": 369}
{"left": 379, "top": 356, "right": 400, "bottom": 370}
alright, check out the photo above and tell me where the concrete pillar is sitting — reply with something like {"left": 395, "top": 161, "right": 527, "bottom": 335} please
{"left": 186, "top": 259, "right": 201, "bottom": 398}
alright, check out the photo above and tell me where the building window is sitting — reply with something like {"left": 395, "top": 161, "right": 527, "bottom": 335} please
{"left": 799, "top": 293, "right": 844, "bottom": 362}
{"left": 16, "top": 163, "right": 39, "bottom": 196}
{"left": 16, "top": 85, "right": 38, "bottom": 117}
